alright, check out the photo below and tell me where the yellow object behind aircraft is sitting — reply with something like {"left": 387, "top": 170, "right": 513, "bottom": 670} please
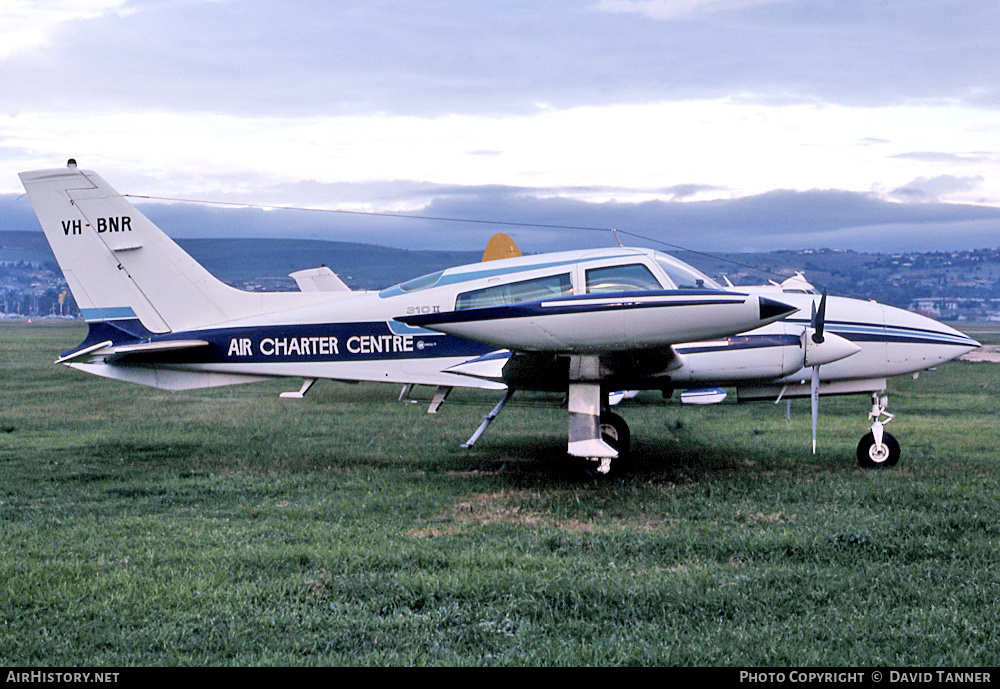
{"left": 481, "top": 232, "right": 522, "bottom": 261}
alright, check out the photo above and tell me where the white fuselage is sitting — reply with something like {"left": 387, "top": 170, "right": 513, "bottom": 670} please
{"left": 67, "top": 249, "right": 977, "bottom": 397}
{"left": 65, "top": 246, "right": 808, "bottom": 392}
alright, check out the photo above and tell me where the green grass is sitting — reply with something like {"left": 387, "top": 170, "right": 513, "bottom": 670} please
{"left": 2, "top": 322, "right": 999, "bottom": 666}
{"left": 960, "top": 320, "right": 1000, "bottom": 345}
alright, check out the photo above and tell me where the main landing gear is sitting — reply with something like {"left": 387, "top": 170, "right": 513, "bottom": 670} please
{"left": 857, "top": 392, "right": 899, "bottom": 468}
{"left": 564, "top": 353, "right": 635, "bottom": 478}
{"left": 583, "top": 410, "right": 632, "bottom": 478}
{"left": 459, "top": 387, "right": 633, "bottom": 478}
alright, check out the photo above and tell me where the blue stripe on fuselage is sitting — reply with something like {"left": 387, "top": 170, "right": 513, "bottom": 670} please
{"left": 124, "top": 321, "right": 494, "bottom": 364}
{"left": 784, "top": 317, "right": 978, "bottom": 348}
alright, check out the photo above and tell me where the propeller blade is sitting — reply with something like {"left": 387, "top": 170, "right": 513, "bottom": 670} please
{"left": 811, "top": 290, "right": 827, "bottom": 344}
{"left": 811, "top": 364, "right": 820, "bottom": 455}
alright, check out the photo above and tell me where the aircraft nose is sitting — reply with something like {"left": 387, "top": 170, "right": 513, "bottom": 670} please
{"left": 904, "top": 307, "right": 980, "bottom": 347}
{"left": 882, "top": 304, "right": 981, "bottom": 367}
{"left": 758, "top": 296, "right": 798, "bottom": 323}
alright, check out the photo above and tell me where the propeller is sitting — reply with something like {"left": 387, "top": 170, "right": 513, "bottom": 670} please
{"left": 811, "top": 360, "right": 820, "bottom": 454}
{"left": 811, "top": 290, "right": 826, "bottom": 344}
{"left": 809, "top": 290, "right": 827, "bottom": 454}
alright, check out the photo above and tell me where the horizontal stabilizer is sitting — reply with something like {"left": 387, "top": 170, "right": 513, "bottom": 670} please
{"left": 289, "top": 266, "right": 352, "bottom": 292}
{"left": 67, "top": 361, "right": 269, "bottom": 391}
{"left": 55, "top": 340, "right": 114, "bottom": 364}
{"left": 55, "top": 337, "right": 213, "bottom": 366}
{"left": 105, "top": 339, "right": 211, "bottom": 359}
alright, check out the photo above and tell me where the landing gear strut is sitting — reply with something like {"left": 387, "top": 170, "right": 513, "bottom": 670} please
{"left": 857, "top": 392, "right": 899, "bottom": 468}
{"left": 566, "top": 357, "right": 620, "bottom": 476}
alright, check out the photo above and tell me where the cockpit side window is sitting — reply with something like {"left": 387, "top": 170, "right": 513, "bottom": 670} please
{"left": 585, "top": 263, "right": 663, "bottom": 293}
{"left": 654, "top": 255, "right": 721, "bottom": 290}
{"left": 455, "top": 273, "right": 573, "bottom": 311}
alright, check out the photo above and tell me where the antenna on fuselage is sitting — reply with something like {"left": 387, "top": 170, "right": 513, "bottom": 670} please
{"left": 611, "top": 229, "right": 624, "bottom": 247}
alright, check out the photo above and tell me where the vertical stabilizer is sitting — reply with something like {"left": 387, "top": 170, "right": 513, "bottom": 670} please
{"left": 19, "top": 162, "right": 330, "bottom": 333}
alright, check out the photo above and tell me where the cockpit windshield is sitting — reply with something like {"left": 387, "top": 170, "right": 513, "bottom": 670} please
{"left": 379, "top": 269, "right": 445, "bottom": 298}
{"left": 654, "top": 253, "right": 722, "bottom": 290}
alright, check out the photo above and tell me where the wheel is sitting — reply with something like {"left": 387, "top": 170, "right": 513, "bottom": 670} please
{"left": 856, "top": 431, "right": 900, "bottom": 468}
{"left": 599, "top": 411, "right": 631, "bottom": 457}
{"left": 576, "top": 411, "right": 630, "bottom": 479}
{"left": 572, "top": 412, "right": 632, "bottom": 479}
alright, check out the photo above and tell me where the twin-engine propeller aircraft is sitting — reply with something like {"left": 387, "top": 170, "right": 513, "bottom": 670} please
{"left": 20, "top": 162, "right": 979, "bottom": 475}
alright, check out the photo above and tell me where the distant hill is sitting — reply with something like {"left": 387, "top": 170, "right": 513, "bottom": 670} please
{"left": 675, "top": 247, "right": 1000, "bottom": 312}
{"left": 0, "top": 231, "right": 479, "bottom": 290}
{"left": 0, "top": 229, "right": 895, "bottom": 291}
{"left": 0, "top": 230, "right": 59, "bottom": 266}
{"left": 177, "top": 238, "right": 480, "bottom": 290}
{"left": 3, "top": 230, "right": 1000, "bottom": 319}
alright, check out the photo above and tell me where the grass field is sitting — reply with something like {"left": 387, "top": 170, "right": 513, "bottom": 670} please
{"left": 2, "top": 322, "right": 999, "bottom": 666}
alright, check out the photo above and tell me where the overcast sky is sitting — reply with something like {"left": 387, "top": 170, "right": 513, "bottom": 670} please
{"left": 3, "top": 0, "right": 999, "bottom": 253}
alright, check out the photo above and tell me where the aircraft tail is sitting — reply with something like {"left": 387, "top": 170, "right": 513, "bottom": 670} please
{"left": 19, "top": 161, "right": 329, "bottom": 338}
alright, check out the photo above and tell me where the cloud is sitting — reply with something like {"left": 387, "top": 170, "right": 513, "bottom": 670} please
{"left": 890, "top": 151, "right": 994, "bottom": 164}
{"left": 4, "top": 1, "right": 999, "bottom": 249}
{"left": 130, "top": 186, "right": 1000, "bottom": 255}
{"left": 595, "top": 0, "right": 788, "bottom": 21}
{"left": 6, "top": 182, "right": 999, "bottom": 257}
{"left": 659, "top": 184, "right": 725, "bottom": 200}
{"left": 889, "top": 176, "right": 985, "bottom": 203}
{"left": 3, "top": 0, "right": 998, "bottom": 118}
{"left": 0, "top": 0, "right": 131, "bottom": 60}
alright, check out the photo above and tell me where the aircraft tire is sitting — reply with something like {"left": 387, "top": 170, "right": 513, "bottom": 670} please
{"left": 596, "top": 411, "right": 631, "bottom": 478}
{"left": 856, "top": 431, "right": 900, "bottom": 468}
{"left": 600, "top": 411, "right": 631, "bottom": 457}
{"left": 573, "top": 412, "right": 632, "bottom": 480}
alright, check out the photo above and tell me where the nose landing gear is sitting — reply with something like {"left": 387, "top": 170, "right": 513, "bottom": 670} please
{"left": 857, "top": 393, "right": 899, "bottom": 468}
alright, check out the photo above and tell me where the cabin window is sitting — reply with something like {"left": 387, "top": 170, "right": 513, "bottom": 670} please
{"left": 456, "top": 273, "right": 573, "bottom": 310}
{"left": 585, "top": 264, "right": 663, "bottom": 293}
